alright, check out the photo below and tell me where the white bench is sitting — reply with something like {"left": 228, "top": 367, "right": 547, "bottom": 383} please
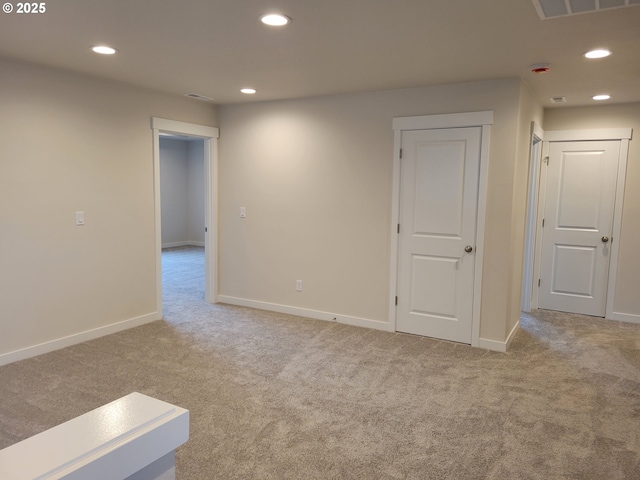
{"left": 0, "top": 392, "right": 189, "bottom": 480}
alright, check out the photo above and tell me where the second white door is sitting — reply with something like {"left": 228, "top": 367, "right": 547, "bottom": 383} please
{"left": 539, "top": 140, "right": 620, "bottom": 316}
{"left": 396, "top": 127, "right": 481, "bottom": 343}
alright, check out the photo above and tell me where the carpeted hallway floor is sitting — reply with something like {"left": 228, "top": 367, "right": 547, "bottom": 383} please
{"left": 0, "top": 246, "right": 639, "bottom": 479}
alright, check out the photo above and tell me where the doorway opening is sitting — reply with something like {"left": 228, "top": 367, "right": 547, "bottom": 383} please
{"left": 152, "top": 118, "right": 219, "bottom": 316}
{"left": 525, "top": 128, "right": 632, "bottom": 321}
{"left": 159, "top": 135, "right": 206, "bottom": 309}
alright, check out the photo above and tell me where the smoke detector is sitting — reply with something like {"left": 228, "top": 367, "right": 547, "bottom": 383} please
{"left": 531, "top": 63, "right": 551, "bottom": 74}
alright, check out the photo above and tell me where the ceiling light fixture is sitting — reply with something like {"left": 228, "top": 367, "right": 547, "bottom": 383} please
{"left": 241, "top": 88, "right": 257, "bottom": 94}
{"left": 260, "top": 14, "right": 291, "bottom": 26}
{"left": 91, "top": 45, "right": 117, "bottom": 55}
{"left": 592, "top": 94, "right": 611, "bottom": 101}
{"left": 585, "top": 49, "right": 611, "bottom": 59}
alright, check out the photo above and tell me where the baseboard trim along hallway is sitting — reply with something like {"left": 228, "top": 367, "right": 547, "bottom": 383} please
{"left": 218, "top": 295, "right": 517, "bottom": 352}
{"left": 217, "top": 295, "right": 395, "bottom": 333}
{"left": 0, "top": 312, "right": 161, "bottom": 367}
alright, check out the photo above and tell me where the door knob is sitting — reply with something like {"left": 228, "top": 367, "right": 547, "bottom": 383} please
{"left": 464, "top": 245, "right": 473, "bottom": 253}
{"left": 601, "top": 236, "right": 609, "bottom": 243}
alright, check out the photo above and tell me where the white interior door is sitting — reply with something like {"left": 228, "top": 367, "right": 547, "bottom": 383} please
{"left": 539, "top": 140, "right": 620, "bottom": 316}
{"left": 396, "top": 127, "right": 481, "bottom": 343}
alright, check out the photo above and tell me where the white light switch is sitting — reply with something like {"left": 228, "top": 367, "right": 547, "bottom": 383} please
{"left": 240, "top": 207, "right": 246, "bottom": 218}
{"left": 76, "top": 211, "right": 85, "bottom": 226}
{"left": 296, "top": 280, "right": 303, "bottom": 292}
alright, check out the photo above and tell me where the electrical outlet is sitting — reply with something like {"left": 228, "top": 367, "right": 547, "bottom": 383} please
{"left": 296, "top": 280, "right": 303, "bottom": 292}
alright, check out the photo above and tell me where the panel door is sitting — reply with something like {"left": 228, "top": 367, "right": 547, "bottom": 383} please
{"left": 539, "top": 141, "right": 620, "bottom": 316}
{"left": 396, "top": 127, "right": 481, "bottom": 343}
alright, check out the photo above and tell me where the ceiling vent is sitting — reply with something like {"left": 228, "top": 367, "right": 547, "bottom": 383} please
{"left": 550, "top": 96, "right": 568, "bottom": 103}
{"left": 532, "top": 0, "right": 640, "bottom": 19}
{"left": 184, "top": 93, "right": 214, "bottom": 102}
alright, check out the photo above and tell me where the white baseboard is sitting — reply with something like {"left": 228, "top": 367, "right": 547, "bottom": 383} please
{"left": 0, "top": 311, "right": 162, "bottom": 367}
{"left": 218, "top": 295, "right": 394, "bottom": 332}
{"left": 609, "top": 311, "right": 640, "bottom": 324}
{"left": 477, "top": 320, "right": 520, "bottom": 353}
{"left": 162, "top": 241, "right": 204, "bottom": 249}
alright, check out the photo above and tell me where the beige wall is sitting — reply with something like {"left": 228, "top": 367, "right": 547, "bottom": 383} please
{"left": 506, "top": 82, "right": 545, "bottom": 336}
{"left": 544, "top": 103, "right": 640, "bottom": 318}
{"left": 159, "top": 138, "right": 205, "bottom": 247}
{"left": 160, "top": 138, "right": 190, "bottom": 246}
{"left": 0, "top": 56, "right": 547, "bottom": 359}
{"left": 217, "top": 78, "right": 537, "bottom": 344}
{"left": 0, "top": 58, "right": 217, "bottom": 360}
{"left": 187, "top": 140, "right": 205, "bottom": 245}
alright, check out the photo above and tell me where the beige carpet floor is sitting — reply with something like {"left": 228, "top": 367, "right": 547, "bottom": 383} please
{"left": 0, "top": 246, "right": 639, "bottom": 479}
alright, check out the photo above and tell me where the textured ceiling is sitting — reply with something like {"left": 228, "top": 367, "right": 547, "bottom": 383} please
{"left": 0, "top": 0, "right": 638, "bottom": 106}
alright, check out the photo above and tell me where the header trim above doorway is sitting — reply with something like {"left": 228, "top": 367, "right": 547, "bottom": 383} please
{"left": 393, "top": 111, "right": 493, "bottom": 131}
{"left": 151, "top": 117, "right": 219, "bottom": 139}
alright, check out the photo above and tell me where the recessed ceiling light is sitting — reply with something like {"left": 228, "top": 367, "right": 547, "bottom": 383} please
{"left": 91, "top": 45, "right": 117, "bottom": 55}
{"left": 241, "top": 88, "right": 257, "bottom": 94}
{"left": 585, "top": 49, "right": 611, "bottom": 59}
{"left": 592, "top": 94, "right": 611, "bottom": 101}
{"left": 260, "top": 14, "right": 291, "bottom": 26}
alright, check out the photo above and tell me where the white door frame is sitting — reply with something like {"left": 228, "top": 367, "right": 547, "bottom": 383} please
{"left": 531, "top": 128, "right": 632, "bottom": 320}
{"left": 521, "top": 121, "right": 544, "bottom": 312}
{"left": 152, "top": 117, "right": 220, "bottom": 312}
{"left": 389, "top": 111, "right": 493, "bottom": 348}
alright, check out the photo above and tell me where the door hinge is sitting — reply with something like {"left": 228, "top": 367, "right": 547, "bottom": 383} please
{"left": 538, "top": 279, "right": 541, "bottom": 287}
{"left": 542, "top": 219, "right": 545, "bottom": 228}
{"left": 205, "top": 227, "right": 208, "bottom": 232}
{"left": 395, "top": 296, "right": 398, "bottom": 306}
{"left": 397, "top": 224, "right": 400, "bottom": 234}
{"left": 543, "top": 156, "right": 549, "bottom": 165}
{"left": 399, "top": 148, "right": 403, "bottom": 159}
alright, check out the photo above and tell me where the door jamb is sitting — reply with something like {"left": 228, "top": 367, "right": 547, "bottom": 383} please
{"left": 521, "top": 122, "right": 544, "bottom": 312}
{"left": 389, "top": 111, "right": 493, "bottom": 348}
{"left": 531, "top": 128, "right": 632, "bottom": 319}
{"left": 151, "top": 117, "right": 220, "bottom": 312}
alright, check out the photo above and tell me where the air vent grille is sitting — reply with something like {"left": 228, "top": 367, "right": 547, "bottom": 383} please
{"left": 532, "top": 0, "right": 640, "bottom": 19}
{"left": 550, "top": 96, "right": 568, "bottom": 103}
{"left": 184, "top": 93, "right": 214, "bottom": 102}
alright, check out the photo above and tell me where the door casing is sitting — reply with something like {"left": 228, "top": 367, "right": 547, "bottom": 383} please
{"left": 152, "top": 118, "right": 220, "bottom": 312}
{"left": 521, "top": 122, "right": 544, "bottom": 313}
{"left": 390, "top": 111, "right": 493, "bottom": 349}
{"left": 531, "top": 128, "right": 632, "bottom": 320}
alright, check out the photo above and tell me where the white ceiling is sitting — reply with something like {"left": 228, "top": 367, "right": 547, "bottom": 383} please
{"left": 0, "top": 0, "right": 638, "bottom": 107}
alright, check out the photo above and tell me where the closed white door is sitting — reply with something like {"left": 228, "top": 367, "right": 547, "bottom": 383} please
{"left": 396, "top": 127, "right": 481, "bottom": 343}
{"left": 539, "top": 141, "right": 620, "bottom": 316}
